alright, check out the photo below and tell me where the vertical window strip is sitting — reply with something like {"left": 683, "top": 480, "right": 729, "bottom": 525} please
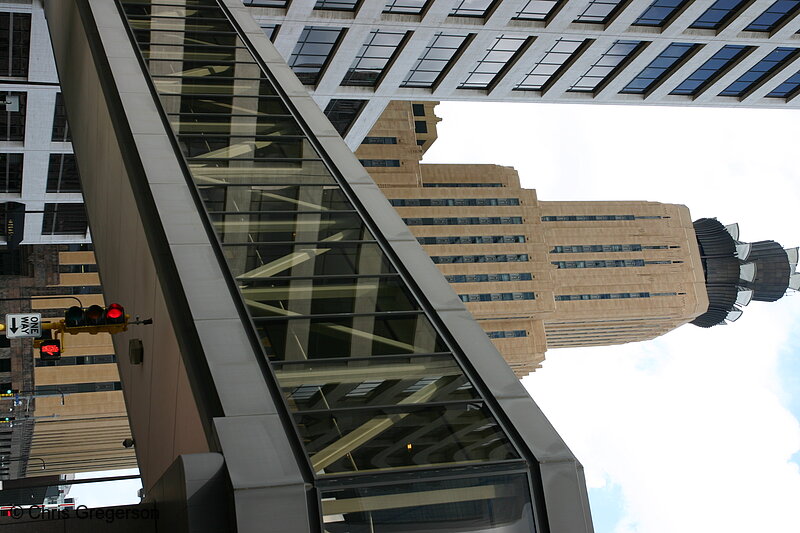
{"left": 719, "top": 47, "right": 799, "bottom": 97}
{"left": 620, "top": 42, "right": 697, "bottom": 94}
{"left": 0, "top": 92, "right": 25, "bottom": 141}
{"left": 342, "top": 30, "right": 408, "bottom": 87}
{"left": 744, "top": 0, "right": 800, "bottom": 31}
{"left": 289, "top": 26, "right": 344, "bottom": 85}
{"left": 574, "top": 0, "right": 626, "bottom": 23}
{"left": 0, "top": 12, "right": 31, "bottom": 77}
{"left": 514, "top": 0, "right": 561, "bottom": 20}
{"left": 402, "top": 32, "right": 471, "bottom": 88}
{"left": 767, "top": 70, "right": 800, "bottom": 97}
{"left": 633, "top": 0, "right": 689, "bottom": 26}
{"left": 690, "top": 0, "right": 747, "bottom": 29}
{"left": 459, "top": 35, "right": 529, "bottom": 90}
{"left": 515, "top": 39, "right": 585, "bottom": 91}
{"left": 670, "top": 45, "right": 749, "bottom": 95}
{"left": 52, "top": 93, "right": 71, "bottom": 142}
{"left": 41, "top": 203, "right": 88, "bottom": 236}
{"left": 569, "top": 40, "right": 642, "bottom": 93}
{"left": 46, "top": 154, "right": 82, "bottom": 193}
{"left": 0, "top": 153, "right": 22, "bottom": 193}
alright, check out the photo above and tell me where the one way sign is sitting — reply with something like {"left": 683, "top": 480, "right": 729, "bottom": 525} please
{"left": 5, "top": 313, "right": 42, "bottom": 339}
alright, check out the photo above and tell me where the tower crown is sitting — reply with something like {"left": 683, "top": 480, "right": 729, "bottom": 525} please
{"left": 692, "top": 218, "right": 798, "bottom": 327}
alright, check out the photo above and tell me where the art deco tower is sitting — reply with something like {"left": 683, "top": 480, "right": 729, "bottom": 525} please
{"left": 357, "top": 101, "right": 799, "bottom": 374}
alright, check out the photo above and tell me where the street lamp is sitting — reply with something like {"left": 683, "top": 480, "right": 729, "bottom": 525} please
{"left": 0, "top": 456, "right": 46, "bottom": 470}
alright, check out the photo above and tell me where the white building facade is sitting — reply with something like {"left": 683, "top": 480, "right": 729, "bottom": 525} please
{"left": 244, "top": 0, "right": 800, "bottom": 145}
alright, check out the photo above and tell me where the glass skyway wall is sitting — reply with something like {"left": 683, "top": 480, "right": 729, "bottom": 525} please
{"left": 117, "top": 0, "right": 540, "bottom": 531}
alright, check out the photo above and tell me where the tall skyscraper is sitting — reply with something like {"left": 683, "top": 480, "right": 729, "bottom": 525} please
{"left": 356, "top": 101, "right": 799, "bottom": 374}
{"left": 244, "top": 0, "right": 800, "bottom": 146}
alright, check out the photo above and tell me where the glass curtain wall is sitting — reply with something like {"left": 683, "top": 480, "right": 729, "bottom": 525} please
{"left": 116, "top": 1, "right": 538, "bottom": 531}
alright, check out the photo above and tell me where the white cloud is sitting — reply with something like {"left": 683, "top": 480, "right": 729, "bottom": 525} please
{"left": 424, "top": 101, "right": 800, "bottom": 533}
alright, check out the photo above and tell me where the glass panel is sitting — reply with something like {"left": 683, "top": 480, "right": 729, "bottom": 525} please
{"left": 224, "top": 242, "right": 389, "bottom": 279}
{"left": 126, "top": 16, "right": 235, "bottom": 32}
{"left": 516, "top": 39, "right": 585, "bottom": 90}
{"left": 569, "top": 40, "right": 641, "bottom": 93}
{"left": 289, "top": 26, "right": 345, "bottom": 85}
{"left": 460, "top": 35, "right": 528, "bottom": 89}
{"left": 450, "top": 0, "right": 496, "bottom": 17}
{"left": 122, "top": 3, "right": 227, "bottom": 18}
{"left": 324, "top": 100, "right": 367, "bottom": 136}
{"left": 719, "top": 47, "right": 798, "bottom": 97}
{"left": 297, "top": 403, "right": 518, "bottom": 473}
{"left": 210, "top": 211, "right": 368, "bottom": 243}
{"left": 767, "top": 70, "right": 800, "bottom": 97}
{"left": 514, "top": 0, "right": 560, "bottom": 20}
{"left": 620, "top": 42, "right": 697, "bottom": 94}
{"left": 188, "top": 160, "right": 335, "bottom": 185}
{"left": 168, "top": 114, "right": 300, "bottom": 135}
{"left": 154, "top": 76, "right": 278, "bottom": 96}
{"left": 177, "top": 135, "right": 313, "bottom": 159}
{"left": 690, "top": 0, "right": 747, "bottom": 29}
{"left": 574, "top": 0, "right": 625, "bottom": 23}
{"left": 134, "top": 30, "right": 240, "bottom": 48}
{"left": 258, "top": 314, "right": 447, "bottom": 360}
{"left": 342, "top": 31, "right": 407, "bottom": 87}
{"left": 315, "top": 0, "right": 360, "bottom": 11}
{"left": 633, "top": 0, "right": 689, "bottom": 26}
{"left": 402, "top": 33, "right": 470, "bottom": 88}
{"left": 320, "top": 472, "right": 535, "bottom": 532}
{"left": 276, "top": 355, "right": 477, "bottom": 411}
{"left": 745, "top": 0, "right": 800, "bottom": 31}
{"left": 670, "top": 45, "right": 748, "bottom": 95}
{"left": 199, "top": 184, "right": 351, "bottom": 211}
{"left": 241, "top": 276, "right": 419, "bottom": 318}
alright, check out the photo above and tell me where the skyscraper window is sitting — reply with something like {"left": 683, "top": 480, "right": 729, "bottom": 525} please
{"left": 342, "top": 30, "right": 408, "bottom": 86}
{"left": 514, "top": 0, "right": 561, "bottom": 20}
{"left": 449, "top": 0, "right": 497, "bottom": 17}
{"left": 324, "top": 99, "right": 367, "bottom": 135}
{"left": 42, "top": 203, "right": 89, "bottom": 236}
{"left": 574, "top": 0, "right": 626, "bottom": 23}
{"left": 0, "top": 153, "right": 23, "bottom": 194}
{"left": 402, "top": 32, "right": 471, "bottom": 88}
{"left": 621, "top": 43, "right": 698, "bottom": 94}
{"left": 670, "top": 45, "right": 750, "bottom": 95}
{"left": 690, "top": 0, "right": 748, "bottom": 29}
{"left": 767, "top": 70, "right": 800, "bottom": 98}
{"left": 46, "top": 154, "right": 82, "bottom": 193}
{"left": 0, "top": 12, "right": 31, "bottom": 77}
{"left": 383, "top": 0, "right": 428, "bottom": 14}
{"left": 460, "top": 35, "right": 529, "bottom": 89}
{"left": 633, "top": 0, "right": 690, "bottom": 26}
{"left": 289, "top": 26, "right": 344, "bottom": 85}
{"left": 719, "top": 47, "right": 799, "bottom": 97}
{"left": 459, "top": 291, "right": 535, "bottom": 302}
{"left": 569, "top": 40, "right": 642, "bottom": 93}
{"left": 52, "top": 93, "right": 71, "bottom": 142}
{"left": 744, "top": 0, "right": 800, "bottom": 31}
{"left": 0, "top": 92, "right": 25, "bottom": 141}
{"left": 315, "top": 0, "right": 360, "bottom": 11}
{"left": 515, "top": 39, "right": 586, "bottom": 91}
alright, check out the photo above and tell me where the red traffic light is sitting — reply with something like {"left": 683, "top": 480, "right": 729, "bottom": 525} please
{"left": 106, "top": 303, "right": 124, "bottom": 322}
{"left": 40, "top": 339, "right": 62, "bottom": 361}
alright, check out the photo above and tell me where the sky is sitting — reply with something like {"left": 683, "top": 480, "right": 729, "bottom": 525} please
{"left": 422, "top": 101, "right": 800, "bottom": 533}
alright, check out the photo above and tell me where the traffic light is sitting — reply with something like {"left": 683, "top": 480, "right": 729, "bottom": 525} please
{"left": 39, "top": 339, "right": 62, "bottom": 361}
{"left": 0, "top": 389, "right": 16, "bottom": 399}
{"left": 0, "top": 416, "right": 14, "bottom": 427}
{"left": 61, "top": 304, "right": 128, "bottom": 335}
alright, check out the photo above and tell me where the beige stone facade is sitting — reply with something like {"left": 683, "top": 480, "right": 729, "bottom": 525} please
{"left": 357, "top": 103, "right": 709, "bottom": 375}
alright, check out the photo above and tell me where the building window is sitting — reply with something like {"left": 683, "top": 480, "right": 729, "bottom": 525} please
{"left": 556, "top": 292, "right": 667, "bottom": 301}
{"left": 412, "top": 103, "right": 426, "bottom": 116}
{"left": 418, "top": 235, "right": 525, "bottom": 245}
{"left": 487, "top": 330, "right": 527, "bottom": 338}
{"left": 446, "top": 273, "right": 533, "bottom": 282}
{"left": 315, "top": 0, "right": 360, "bottom": 10}
{"left": 0, "top": 13, "right": 31, "bottom": 77}
{"left": 390, "top": 198, "right": 520, "bottom": 206}
{"left": 414, "top": 120, "right": 428, "bottom": 133}
{"left": 767, "top": 70, "right": 800, "bottom": 98}
{"left": 621, "top": 43, "right": 698, "bottom": 94}
{"left": 552, "top": 259, "right": 646, "bottom": 268}
{"left": 515, "top": 39, "right": 586, "bottom": 91}
{"left": 42, "top": 203, "right": 89, "bottom": 236}
{"left": 52, "top": 93, "right": 71, "bottom": 142}
{"left": 459, "top": 291, "right": 535, "bottom": 302}
{"left": 362, "top": 136, "right": 398, "bottom": 144}
{"left": 36, "top": 381, "right": 122, "bottom": 394}
{"left": 261, "top": 24, "right": 280, "bottom": 41}
{"left": 690, "top": 0, "right": 748, "bottom": 29}
{"left": 719, "top": 47, "right": 800, "bottom": 97}
{"left": 46, "top": 154, "right": 82, "bottom": 193}
{"left": 242, "top": 0, "right": 290, "bottom": 6}
{"left": 569, "top": 40, "right": 642, "bottom": 93}
{"left": 574, "top": 0, "right": 626, "bottom": 23}
{"left": 541, "top": 214, "right": 648, "bottom": 221}
{"left": 744, "top": 0, "right": 800, "bottom": 31}
{"left": 36, "top": 354, "right": 115, "bottom": 367}
{"left": 59, "top": 263, "right": 99, "bottom": 273}
{"left": 633, "top": 0, "right": 690, "bottom": 26}
{"left": 342, "top": 30, "right": 408, "bottom": 87}
{"left": 460, "top": 35, "right": 529, "bottom": 89}
{"left": 670, "top": 45, "right": 750, "bottom": 95}
{"left": 449, "top": 0, "right": 497, "bottom": 17}
{"left": 514, "top": 0, "right": 561, "bottom": 20}
{"left": 324, "top": 99, "right": 367, "bottom": 136}
{"left": 0, "top": 92, "right": 25, "bottom": 141}
{"left": 0, "top": 359, "right": 10, "bottom": 372}
{"left": 432, "top": 253, "right": 529, "bottom": 263}
{"left": 0, "top": 153, "right": 23, "bottom": 193}
{"left": 384, "top": 0, "right": 429, "bottom": 14}
{"left": 289, "top": 27, "right": 344, "bottom": 85}
{"left": 402, "top": 32, "right": 471, "bottom": 88}
{"left": 360, "top": 159, "right": 401, "bottom": 167}
{"left": 422, "top": 182, "right": 503, "bottom": 187}
{"left": 403, "top": 216, "right": 523, "bottom": 225}
{"left": 550, "top": 244, "right": 675, "bottom": 253}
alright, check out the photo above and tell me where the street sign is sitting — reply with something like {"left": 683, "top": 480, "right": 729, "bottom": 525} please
{"left": 5, "top": 313, "right": 42, "bottom": 339}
